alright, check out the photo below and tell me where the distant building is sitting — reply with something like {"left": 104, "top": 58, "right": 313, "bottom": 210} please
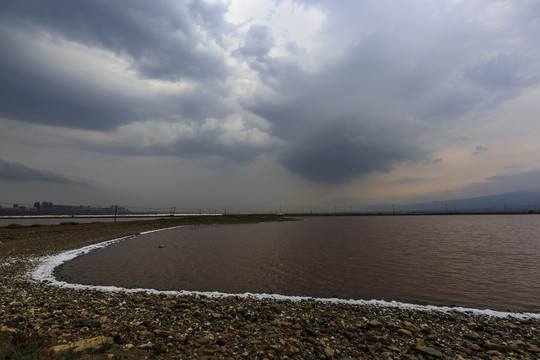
{"left": 0, "top": 201, "right": 131, "bottom": 215}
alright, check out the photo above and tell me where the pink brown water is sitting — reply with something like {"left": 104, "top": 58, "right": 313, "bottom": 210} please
{"left": 56, "top": 215, "right": 540, "bottom": 312}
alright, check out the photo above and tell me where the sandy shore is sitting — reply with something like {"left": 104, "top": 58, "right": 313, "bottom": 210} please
{"left": 1, "top": 216, "right": 539, "bottom": 359}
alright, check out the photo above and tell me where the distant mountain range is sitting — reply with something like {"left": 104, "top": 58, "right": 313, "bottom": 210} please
{"left": 368, "top": 189, "right": 540, "bottom": 214}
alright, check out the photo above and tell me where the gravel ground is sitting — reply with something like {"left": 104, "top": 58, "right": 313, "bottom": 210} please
{"left": 1, "top": 216, "right": 539, "bottom": 359}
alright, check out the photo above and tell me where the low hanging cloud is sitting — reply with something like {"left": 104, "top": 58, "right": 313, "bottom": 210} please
{"left": 0, "top": 159, "right": 90, "bottom": 185}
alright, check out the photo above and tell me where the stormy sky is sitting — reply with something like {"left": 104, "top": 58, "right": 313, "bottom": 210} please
{"left": 1, "top": 0, "right": 540, "bottom": 213}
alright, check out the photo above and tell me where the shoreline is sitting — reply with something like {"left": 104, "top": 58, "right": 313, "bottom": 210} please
{"left": 39, "top": 230, "right": 540, "bottom": 320}
{"left": 2, "top": 216, "right": 539, "bottom": 359}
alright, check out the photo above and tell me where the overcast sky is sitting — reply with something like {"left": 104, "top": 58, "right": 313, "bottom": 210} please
{"left": 1, "top": 0, "right": 540, "bottom": 213}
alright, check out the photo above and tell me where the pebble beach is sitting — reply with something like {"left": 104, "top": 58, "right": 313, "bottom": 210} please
{"left": 1, "top": 216, "right": 539, "bottom": 359}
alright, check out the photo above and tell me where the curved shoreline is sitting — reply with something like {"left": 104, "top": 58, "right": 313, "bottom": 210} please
{"left": 31, "top": 228, "right": 540, "bottom": 321}
{"left": 2, "top": 216, "right": 540, "bottom": 359}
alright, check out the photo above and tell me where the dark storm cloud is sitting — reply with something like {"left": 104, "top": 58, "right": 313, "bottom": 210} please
{"left": 0, "top": 35, "right": 138, "bottom": 130}
{"left": 279, "top": 124, "right": 421, "bottom": 184}
{"left": 245, "top": 34, "right": 433, "bottom": 183}
{"left": 2, "top": 0, "right": 540, "bottom": 189}
{"left": 0, "top": 159, "right": 89, "bottom": 185}
{"left": 0, "top": 38, "right": 229, "bottom": 131}
{"left": 240, "top": 2, "right": 540, "bottom": 184}
{"left": 0, "top": 0, "right": 229, "bottom": 82}
{"left": 0, "top": 0, "right": 236, "bottom": 131}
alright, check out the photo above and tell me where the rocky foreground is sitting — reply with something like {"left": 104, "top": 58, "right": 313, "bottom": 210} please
{"left": 1, "top": 216, "right": 539, "bottom": 359}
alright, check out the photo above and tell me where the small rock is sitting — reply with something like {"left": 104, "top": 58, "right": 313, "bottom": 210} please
{"left": 324, "top": 346, "right": 334, "bottom": 357}
{"left": 304, "top": 326, "right": 317, "bottom": 337}
{"left": 199, "top": 334, "right": 215, "bottom": 344}
{"left": 484, "top": 341, "right": 507, "bottom": 352}
{"left": 288, "top": 345, "right": 300, "bottom": 354}
{"left": 154, "top": 342, "right": 167, "bottom": 353}
{"left": 402, "top": 321, "right": 414, "bottom": 328}
{"left": 486, "top": 349, "right": 502, "bottom": 357}
{"left": 414, "top": 345, "right": 443, "bottom": 358}
{"left": 173, "top": 333, "right": 186, "bottom": 342}
{"left": 48, "top": 336, "right": 113, "bottom": 355}
{"left": 470, "top": 343, "right": 482, "bottom": 351}
{"left": 397, "top": 328, "right": 412, "bottom": 337}
{"left": 367, "top": 320, "right": 383, "bottom": 328}
{"left": 0, "top": 326, "right": 18, "bottom": 334}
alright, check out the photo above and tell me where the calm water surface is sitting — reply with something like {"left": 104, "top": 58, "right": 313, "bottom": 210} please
{"left": 56, "top": 215, "right": 540, "bottom": 312}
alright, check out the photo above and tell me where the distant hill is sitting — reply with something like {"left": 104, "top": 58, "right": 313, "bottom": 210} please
{"left": 368, "top": 190, "right": 540, "bottom": 214}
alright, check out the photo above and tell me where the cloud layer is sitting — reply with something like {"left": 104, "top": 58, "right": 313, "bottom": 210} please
{"left": 1, "top": 0, "right": 540, "bottom": 209}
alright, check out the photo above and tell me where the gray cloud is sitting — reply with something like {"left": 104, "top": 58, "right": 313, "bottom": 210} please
{"left": 1, "top": 0, "right": 540, "bottom": 198}
{"left": 465, "top": 54, "right": 527, "bottom": 90}
{"left": 0, "top": 0, "right": 274, "bottom": 170}
{"left": 233, "top": 25, "right": 275, "bottom": 61}
{"left": 0, "top": 159, "right": 89, "bottom": 185}
{"left": 0, "top": 36, "right": 138, "bottom": 130}
{"left": 0, "top": 0, "right": 229, "bottom": 82}
{"left": 188, "top": 0, "right": 232, "bottom": 45}
{"left": 0, "top": 1, "right": 235, "bottom": 132}
{"left": 0, "top": 43, "right": 231, "bottom": 132}
{"left": 239, "top": 2, "right": 540, "bottom": 184}
{"left": 472, "top": 146, "right": 488, "bottom": 156}
{"left": 459, "top": 169, "right": 540, "bottom": 198}
{"left": 281, "top": 132, "right": 418, "bottom": 184}
{"left": 392, "top": 177, "right": 425, "bottom": 184}
{"left": 284, "top": 41, "right": 305, "bottom": 56}
{"left": 244, "top": 33, "right": 437, "bottom": 183}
